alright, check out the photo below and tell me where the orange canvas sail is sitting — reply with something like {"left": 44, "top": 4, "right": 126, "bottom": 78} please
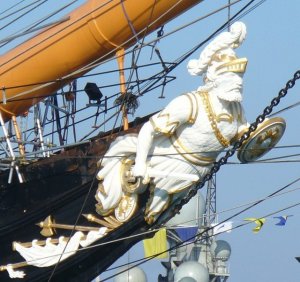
{"left": 0, "top": 0, "right": 201, "bottom": 122}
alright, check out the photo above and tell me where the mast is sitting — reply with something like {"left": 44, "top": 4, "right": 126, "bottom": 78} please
{"left": 157, "top": 178, "right": 231, "bottom": 281}
{"left": 116, "top": 48, "right": 129, "bottom": 130}
{"left": 203, "top": 178, "right": 231, "bottom": 282}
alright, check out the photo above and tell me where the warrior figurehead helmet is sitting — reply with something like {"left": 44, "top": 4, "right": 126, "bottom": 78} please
{"left": 187, "top": 21, "right": 248, "bottom": 83}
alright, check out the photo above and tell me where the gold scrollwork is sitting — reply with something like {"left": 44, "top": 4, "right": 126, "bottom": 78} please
{"left": 120, "top": 157, "right": 147, "bottom": 194}
{"left": 95, "top": 202, "right": 114, "bottom": 217}
{"left": 114, "top": 193, "right": 138, "bottom": 223}
{"left": 199, "top": 91, "right": 231, "bottom": 148}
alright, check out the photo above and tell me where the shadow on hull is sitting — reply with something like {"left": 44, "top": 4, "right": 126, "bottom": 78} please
{"left": 0, "top": 115, "right": 154, "bottom": 281}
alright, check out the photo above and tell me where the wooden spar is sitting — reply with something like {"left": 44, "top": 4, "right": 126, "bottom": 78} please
{"left": 116, "top": 48, "right": 129, "bottom": 130}
{"left": 37, "top": 216, "right": 100, "bottom": 237}
{"left": 0, "top": 261, "right": 28, "bottom": 272}
{"left": 11, "top": 116, "right": 25, "bottom": 156}
{"left": 82, "top": 213, "right": 117, "bottom": 229}
{"left": 0, "top": 0, "right": 202, "bottom": 122}
{"left": 0, "top": 112, "right": 23, "bottom": 183}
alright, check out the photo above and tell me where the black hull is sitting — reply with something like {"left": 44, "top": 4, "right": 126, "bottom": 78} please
{"left": 0, "top": 117, "right": 153, "bottom": 281}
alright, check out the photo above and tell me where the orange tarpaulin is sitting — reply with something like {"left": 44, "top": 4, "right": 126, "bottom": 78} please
{"left": 0, "top": 0, "right": 201, "bottom": 122}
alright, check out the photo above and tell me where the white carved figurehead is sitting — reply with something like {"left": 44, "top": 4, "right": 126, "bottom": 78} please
{"left": 94, "top": 21, "right": 252, "bottom": 226}
{"left": 94, "top": 21, "right": 285, "bottom": 226}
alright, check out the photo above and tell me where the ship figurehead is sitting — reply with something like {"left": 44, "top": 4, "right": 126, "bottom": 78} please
{"left": 95, "top": 21, "right": 285, "bottom": 226}
{"left": 94, "top": 21, "right": 282, "bottom": 226}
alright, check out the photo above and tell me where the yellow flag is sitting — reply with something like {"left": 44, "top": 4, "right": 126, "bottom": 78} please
{"left": 244, "top": 218, "right": 266, "bottom": 233}
{"left": 143, "top": 228, "right": 168, "bottom": 259}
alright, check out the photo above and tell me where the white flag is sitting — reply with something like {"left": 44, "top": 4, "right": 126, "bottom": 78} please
{"left": 212, "top": 221, "right": 233, "bottom": 235}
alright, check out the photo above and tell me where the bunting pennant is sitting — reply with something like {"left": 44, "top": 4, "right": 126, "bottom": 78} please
{"left": 175, "top": 226, "right": 198, "bottom": 242}
{"left": 143, "top": 228, "right": 168, "bottom": 259}
{"left": 273, "top": 215, "right": 293, "bottom": 226}
{"left": 212, "top": 221, "right": 233, "bottom": 235}
{"left": 244, "top": 218, "right": 266, "bottom": 233}
{"left": 172, "top": 215, "right": 292, "bottom": 239}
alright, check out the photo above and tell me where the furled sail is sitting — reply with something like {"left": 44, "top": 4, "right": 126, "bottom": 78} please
{"left": 0, "top": 0, "right": 202, "bottom": 122}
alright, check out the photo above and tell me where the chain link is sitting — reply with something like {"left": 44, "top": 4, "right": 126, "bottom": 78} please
{"left": 156, "top": 69, "right": 300, "bottom": 227}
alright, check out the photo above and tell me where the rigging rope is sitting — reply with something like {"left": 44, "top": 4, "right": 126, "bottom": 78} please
{"left": 0, "top": 0, "right": 79, "bottom": 48}
{"left": 0, "top": 0, "right": 44, "bottom": 21}
{"left": 3, "top": 146, "right": 300, "bottom": 167}
{"left": 0, "top": 0, "right": 27, "bottom": 17}
{"left": 0, "top": 0, "right": 48, "bottom": 32}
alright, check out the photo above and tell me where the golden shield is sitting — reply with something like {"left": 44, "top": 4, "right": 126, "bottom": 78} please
{"left": 237, "top": 117, "right": 286, "bottom": 163}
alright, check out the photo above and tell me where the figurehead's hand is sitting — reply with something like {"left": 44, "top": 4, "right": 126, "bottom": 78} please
{"left": 132, "top": 162, "right": 150, "bottom": 184}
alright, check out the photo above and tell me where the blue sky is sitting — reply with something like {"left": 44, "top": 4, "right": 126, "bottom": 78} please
{"left": 1, "top": 1, "right": 300, "bottom": 281}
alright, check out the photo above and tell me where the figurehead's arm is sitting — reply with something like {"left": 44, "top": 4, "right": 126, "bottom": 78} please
{"left": 230, "top": 103, "right": 250, "bottom": 144}
{"left": 237, "top": 103, "right": 249, "bottom": 133}
{"left": 133, "top": 93, "right": 195, "bottom": 180}
{"left": 132, "top": 121, "right": 156, "bottom": 179}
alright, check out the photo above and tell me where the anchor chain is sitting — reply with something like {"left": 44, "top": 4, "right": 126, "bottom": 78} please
{"left": 157, "top": 70, "right": 300, "bottom": 226}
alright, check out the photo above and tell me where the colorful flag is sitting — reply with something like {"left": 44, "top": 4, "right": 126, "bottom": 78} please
{"left": 273, "top": 215, "right": 293, "bottom": 226}
{"left": 212, "top": 221, "right": 233, "bottom": 235}
{"left": 244, "top": 218, "right": 266, "bottom": 233}
{"left": 143, "top": 228, "right": 168, "bottom": 259}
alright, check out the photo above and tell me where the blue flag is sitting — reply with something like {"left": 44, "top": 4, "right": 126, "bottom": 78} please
{"left": 273, "top": 215, "right": 293, "bottom": 226}
{"left": 175, "top": 227, "right": 198, "bottom": 242}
